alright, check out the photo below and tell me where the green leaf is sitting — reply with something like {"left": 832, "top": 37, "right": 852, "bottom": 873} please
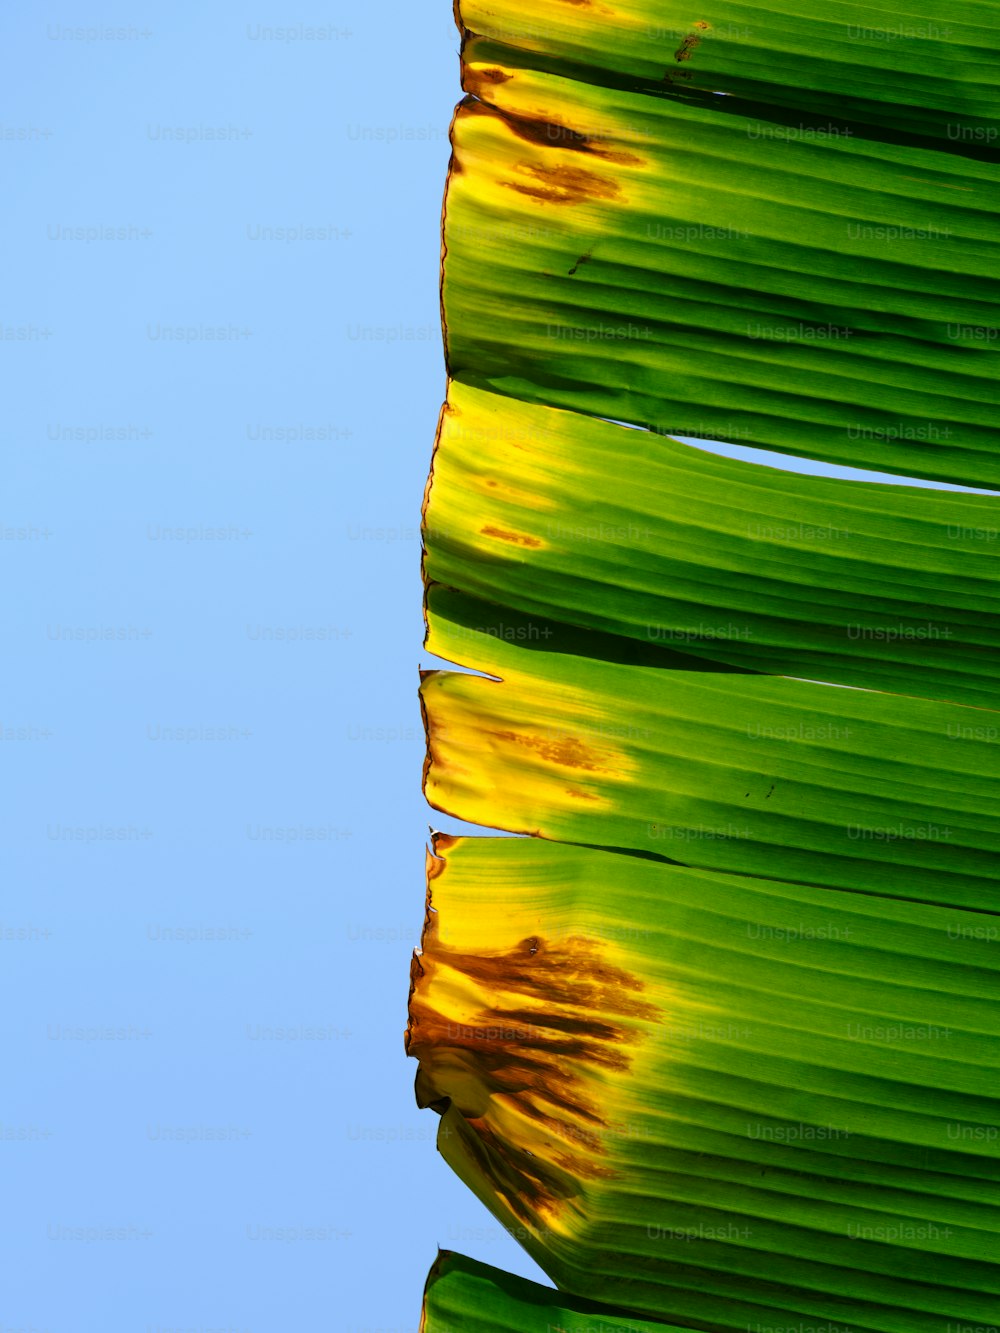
{"left": 422, "top": 1250, "right": 697, "bottom": 1332}
{"left": 427, "top": 382, "right": 1000, "bottom": 707}
{"left": 456, "top": 0, "right": 1000, "bottom": 141}
{"left": 409, "top": 835, "right": 1000, "bottom": 1332}
{"left": 443, "top": 48, "right": 1000, "bottom": 485}
{"left": 421, "top": 585, "right": 1000, "bottom": 911}
{"left": 408, "top": 837, "right": 1000, "bottom": 1327}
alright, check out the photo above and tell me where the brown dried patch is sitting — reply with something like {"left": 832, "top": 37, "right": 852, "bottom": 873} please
{"left": 464, "top": 65, "right": 513, "bottom": 100}
{"left": 406, "top": 915, "right": 659, "bottom": 1222}
{"left": 506, "top": 116, "right": 593, "bottom": 153}
{"left": 694, "top": 19, "right": 711, "bottom": 29}
{"left": 463, "top": 100, "right": 642, "bottom": 167}
{"left": 504, "top": 114, "right": 641, "bottom": 166}
{"left": 480, "top": 524, "right": 542, "bottom": 547}
{"left": 674, "top": 34, "right": 702, "bottom": 60}
{"left": 492, "top": 730, "right": 606, "bottom": 771}
{"left": 508, "top": 162, "right": 621, "bottom": 206}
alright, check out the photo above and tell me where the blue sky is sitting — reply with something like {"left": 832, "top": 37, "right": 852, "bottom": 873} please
{"left": 0, "top": 5, "right": 550, "bottom": 1330}
{"left": 2, "top": 5, "right": 979, "bottom": 1332}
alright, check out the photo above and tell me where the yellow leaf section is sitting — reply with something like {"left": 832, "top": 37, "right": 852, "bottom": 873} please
{"left": 420, "top": 668, "right": 634, "bottom": 836}
{"left": 406, "top": 834, "right": 662, "bottom": 1241}
{"left": 423, "top": 394, "right": 567, "bottom": 561}
{"left": 449, "top": 64, "right": 653, "bottom": 230}
{"left": 459, "top": 0, "right": 627, "bottom": 53}
{"left": 463, "top": 57, "right": 652, "bottom": 171}
{"left": 427, "top": 383, "right": 652, "bottom": 568}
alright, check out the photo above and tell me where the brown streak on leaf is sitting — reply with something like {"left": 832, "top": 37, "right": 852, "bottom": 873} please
{"left": 675, "top": 33, "right": 702, "bottom": 60}
{"left": 550, "top": 0, "right": 617, "bottom": 10}
{"left": 480, "top": 524, "right": 542, "bottom": 547}
{"left": 505, "top": 116, "right": 593, "bottom": 153}
{"left": 492, "top": 730, "right": 606, "bottom": 771}
{"left": 468, "top": 104, "right": 641, "bottom": 167}
{"left": 597, "top": 149, "right": 642, "bottom": 164}
{"left": 510, "top": 126, "right": 638, "bottom": 165}
{"left": 508, "top": 162, "right": 621, "bottom": 206}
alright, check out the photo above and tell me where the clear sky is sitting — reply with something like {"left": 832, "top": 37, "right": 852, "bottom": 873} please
{"left": 1, "top": 5, "right": 980, "bottom": 1333}
{"left": 0, "top": 5, "right": 547, "bottom": 1330}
